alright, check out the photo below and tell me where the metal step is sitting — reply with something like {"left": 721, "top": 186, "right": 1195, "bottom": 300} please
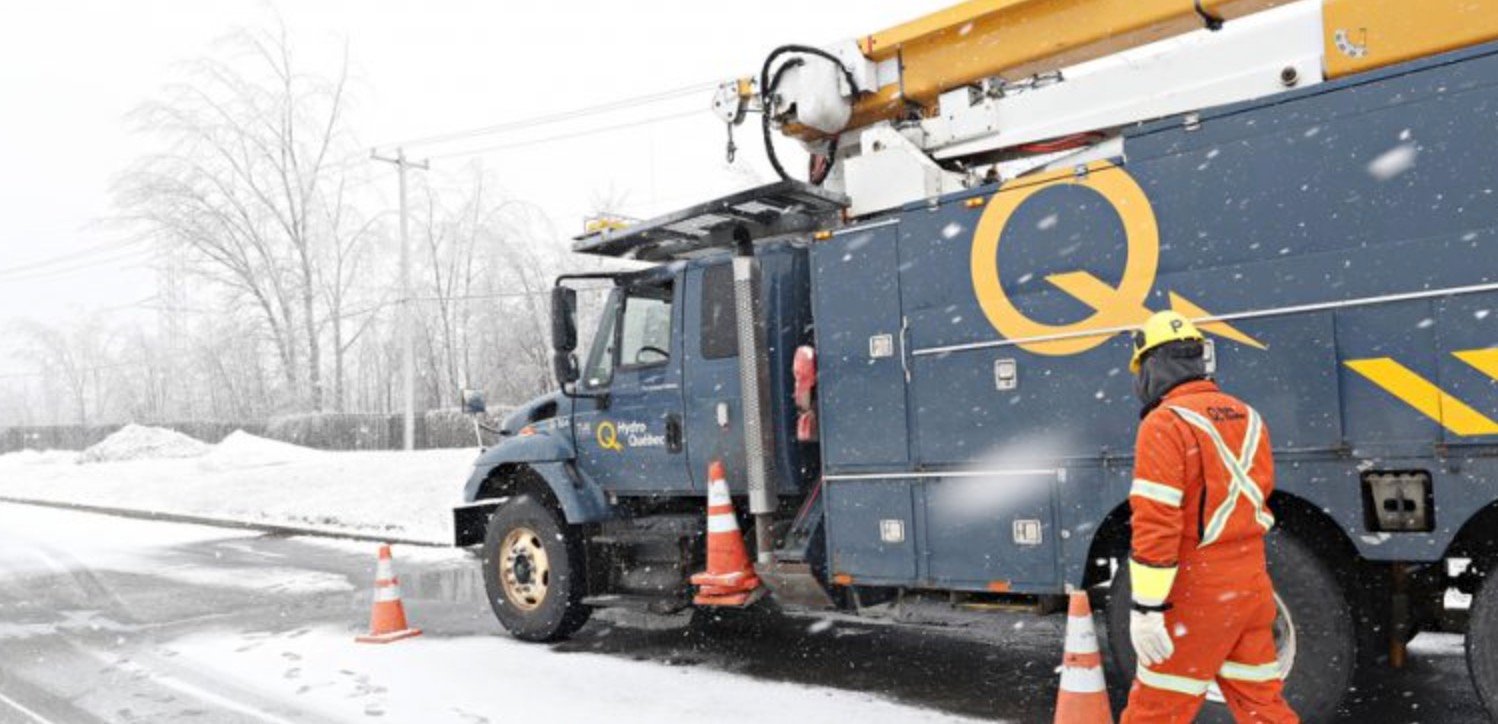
{"left": 755, "top": 561, "right": 836, "bottom": 611}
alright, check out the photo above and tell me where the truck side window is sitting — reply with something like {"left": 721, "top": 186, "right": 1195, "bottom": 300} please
{"left": 581, "top": 291, "right": 621, "bottom": 389}
{"left": 701, "top": 264, "right": 738, "bottom": 360}
{"left": 618, "top": 286, "right": 673, "bottom": 368}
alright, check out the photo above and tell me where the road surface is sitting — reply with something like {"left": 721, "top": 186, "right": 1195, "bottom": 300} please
{"left": 0, "top": 502, "right": 1483, "bottom": 722}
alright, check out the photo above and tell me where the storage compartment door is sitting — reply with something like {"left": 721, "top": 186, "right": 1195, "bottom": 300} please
{"left": 811, "top": 223, "right": 911, "bottom": 471}
{"left": 825, "top": 479, "right": 917, "bottom": 584}
{"left": 921, "top": 471, "right": 1060, "bottom": 590}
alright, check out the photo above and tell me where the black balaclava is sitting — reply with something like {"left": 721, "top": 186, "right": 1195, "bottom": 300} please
{"left": 1135, "top": 340, "right": 1209, "bottom": 416}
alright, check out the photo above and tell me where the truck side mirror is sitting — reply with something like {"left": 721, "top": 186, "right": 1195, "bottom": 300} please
{"left": 553, "top": 350, "right": 580, "bottom": 386}
{"left": 551, "top": 286, "right": 578, "bottom": 353}
{"left": 460, "top": 388, "right": 486, "bottom": 415}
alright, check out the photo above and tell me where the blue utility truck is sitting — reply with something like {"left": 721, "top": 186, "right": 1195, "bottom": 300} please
{"left": 454, "top": 2, "right": 1498, "bottom": 718}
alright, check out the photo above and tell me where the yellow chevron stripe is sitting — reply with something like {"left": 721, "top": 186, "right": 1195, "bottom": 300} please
{"left": 1455, "top": 348, "right": 1498, "bottom": 382}
{"left": 1345, "top": 358, "right": 1498, "bottom": 437}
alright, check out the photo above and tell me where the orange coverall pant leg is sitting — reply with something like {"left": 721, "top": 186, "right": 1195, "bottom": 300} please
{"left": 1122, "top": 579, "right": 1297, "bottom": 723}
{"left": 1217, "top": 591, "right": 1298, "bottom": 724}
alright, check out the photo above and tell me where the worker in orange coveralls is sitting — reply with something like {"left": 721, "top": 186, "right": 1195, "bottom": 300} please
{"left": 1119, "top": 311, "right": 1298, "bottom": 723}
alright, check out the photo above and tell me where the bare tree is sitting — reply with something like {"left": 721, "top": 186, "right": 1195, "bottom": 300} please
{"left": 9, "top": 316, "right": 118, "bottom": 426}
{"left": 405, "top": 166, "right": 570, "bottom": 410}
{"left": 115, "top": 25, "right": 357, "bottom": 412}
{"left": 315, "top": 175, "right": 385, "bottom": 412}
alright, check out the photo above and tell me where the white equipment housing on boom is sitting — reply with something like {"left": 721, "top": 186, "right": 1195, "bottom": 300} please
{"left": 718, "top": 1, "right": 1330, "bottom": 216}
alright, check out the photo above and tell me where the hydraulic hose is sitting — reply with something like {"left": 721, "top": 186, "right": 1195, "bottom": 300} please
{"left": 758, "top": 45, "right": 862, "bottom": 185}
{"left": 762, "top": 57, "right": 805, "bottom": 183}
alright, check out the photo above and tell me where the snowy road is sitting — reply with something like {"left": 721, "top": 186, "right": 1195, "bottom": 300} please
{"left": 0, "top": 502, "right": 1485, "bottom": 723}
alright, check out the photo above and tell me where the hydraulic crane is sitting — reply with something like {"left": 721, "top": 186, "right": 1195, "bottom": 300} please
{"left": 715, "top": 0, "right": 1498, "bottom": 215}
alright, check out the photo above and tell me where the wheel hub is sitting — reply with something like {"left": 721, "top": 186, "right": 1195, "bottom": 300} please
{"left": 513, "top": 554, "right": 534, "bottom": 585}
{"left": 499, "top": 526, "right": 550, "bottom": 612}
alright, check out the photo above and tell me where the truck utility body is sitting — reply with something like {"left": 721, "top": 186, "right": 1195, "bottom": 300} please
{"left": 458, "top": 1, "right": 1498, "bottom": 718}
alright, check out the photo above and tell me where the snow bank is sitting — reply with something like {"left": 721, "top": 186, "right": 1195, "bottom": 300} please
{"left": 0, "top": 433, "right": 476, "bottom": 543}
{"left": 80, "top": 424, "right": 211, "bottom": 463}
{"left": 197, "top": 430, "right": 320, "bottom": 471}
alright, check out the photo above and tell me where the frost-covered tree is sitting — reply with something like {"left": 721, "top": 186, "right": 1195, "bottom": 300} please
{"left": 115, "top": 25, "right": 365, "bottom": 412}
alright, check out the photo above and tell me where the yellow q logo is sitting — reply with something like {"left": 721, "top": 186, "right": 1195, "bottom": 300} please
{"left": 970, "top": 161, "right": 1263, "bottom": 356}
{"left": 596, "top": 421, "right": 624, "bottom": 452}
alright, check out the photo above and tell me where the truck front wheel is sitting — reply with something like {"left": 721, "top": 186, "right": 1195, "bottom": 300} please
{"left": 1105, "top": 531, "right": 1354, "bottom": 721}
{"left": 481, "top": 494, "right": 591, "bottom": 641}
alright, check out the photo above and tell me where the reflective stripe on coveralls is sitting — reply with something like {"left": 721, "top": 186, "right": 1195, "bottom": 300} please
{"left": 1167, "top": 405, "right": 1275, "bottom": 547}
{"left": 1135, "top": 666, "right": 1212, "bottom": 697}
{"left": 1131, "top": 478, "right": 1183, "bottom": 507}
{"left": 1218, "top": 659, "right": 1284, "bottom": 682}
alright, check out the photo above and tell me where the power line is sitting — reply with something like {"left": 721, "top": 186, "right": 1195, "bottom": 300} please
{"left": 0, "top": 246, "right": 158, "bottom": 283}
{"left": 0, "top": 233, "right": 153, "bottom": 278}
{"left": 376, "top": 80, "right": 717, "bottom": 152}
{"left": 427, "top": 109, "right": 706, "bottom": 161}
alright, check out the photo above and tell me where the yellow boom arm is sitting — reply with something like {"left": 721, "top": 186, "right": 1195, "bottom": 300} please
{"left": 816, "top": 0, "right": 1498, "bottom": 138}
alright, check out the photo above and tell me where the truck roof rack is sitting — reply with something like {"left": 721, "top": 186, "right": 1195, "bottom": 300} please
{"left": 572, "top": 180, "right": 848, "bottom": 262}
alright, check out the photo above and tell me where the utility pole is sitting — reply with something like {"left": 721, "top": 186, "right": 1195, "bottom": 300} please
{"left": 372, "top": 147, "right": 429, "bottom": 451}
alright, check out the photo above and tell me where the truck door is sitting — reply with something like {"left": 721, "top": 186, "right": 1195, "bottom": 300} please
{"left": 573, "top": 279, "right": 692, "bottom": 494}
{"left": 681, "top": 263, "right": 745, "bottom": 488}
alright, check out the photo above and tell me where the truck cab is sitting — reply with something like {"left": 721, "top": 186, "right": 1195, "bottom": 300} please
{"left": 560, "top": 247, "right": 816, "bottom": 502}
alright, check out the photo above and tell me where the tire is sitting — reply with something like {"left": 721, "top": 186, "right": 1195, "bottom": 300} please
{"left": 481, "top": 493, "right": 591, "bottom": 642}
{"left": 1105, "top": 531, "right": 1355, "bottom": 722}
{"left": 1464, "top": 565, "right": 1498, "bottom": 719}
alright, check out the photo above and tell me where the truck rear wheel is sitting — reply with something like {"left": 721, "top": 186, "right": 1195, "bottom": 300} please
{"left": 1105, "top": 531, "right": 1354, "bottom": 721}
{"left": 481, "top": 494, "right": 591, "bottom": 642}
{"left": 1464, "top": 564, "right": 1498, "bottom": 718}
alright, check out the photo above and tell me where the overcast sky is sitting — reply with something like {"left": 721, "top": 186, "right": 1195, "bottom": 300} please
{"left": 0, "top": 0, "right": 939, "bottom": 342}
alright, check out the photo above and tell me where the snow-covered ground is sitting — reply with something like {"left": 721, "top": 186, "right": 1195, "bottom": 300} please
{"left": 0, "top": 502, "right": 994, "bottom": 724}
{"left": 0, "top": 427, "right": 475, "bottom": 544}
{"left": 167, "top": 626, "right": 987, "bottom": 724}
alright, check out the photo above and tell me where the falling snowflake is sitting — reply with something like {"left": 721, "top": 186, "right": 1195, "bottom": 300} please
{"left": 1368, "top": 144, "right": 1419, "bottom": 181}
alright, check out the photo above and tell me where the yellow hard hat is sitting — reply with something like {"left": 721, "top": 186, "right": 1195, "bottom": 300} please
{"left": 1130, "top": 311, "right": 1203, "bottom": 373}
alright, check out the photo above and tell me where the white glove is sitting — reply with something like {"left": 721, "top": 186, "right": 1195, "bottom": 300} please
{"left": 1130, "top": 610, "right": 1175, "bottom": 667}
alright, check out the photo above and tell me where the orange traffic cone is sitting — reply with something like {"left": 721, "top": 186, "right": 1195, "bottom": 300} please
{"left": 356, "top": 544, "right": 422, "bottom": 644}
{"left": 1055, "top": 590, "right": 1113, "bottom": 723}
{"left": 690, "top": 460, "right": 761, "bottom": 606}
